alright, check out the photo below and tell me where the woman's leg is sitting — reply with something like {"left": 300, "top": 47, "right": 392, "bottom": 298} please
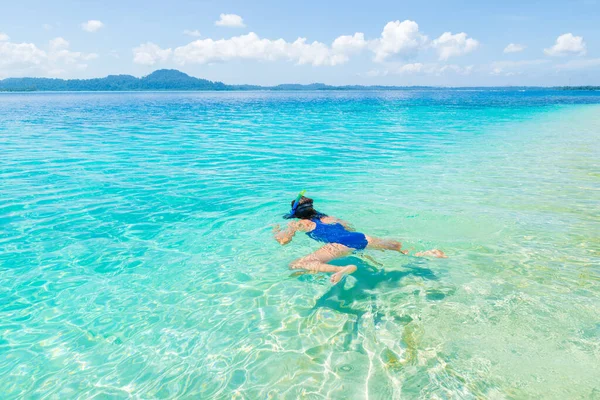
{"left": 415, "top": 249, "right": 447, "bottom": 258}
{"left": 365, "top": 235, "right": 447, "bottom": 257}
{"left": 365, "top": 235, "right": 408, "bottom": 254}
{"left": 290, "top": 243, "right": 356, "bottom": 283}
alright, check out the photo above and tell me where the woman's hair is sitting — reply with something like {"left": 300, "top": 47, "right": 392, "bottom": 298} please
{"left": 290, "top": 196, "right": 326, "bottom": 220}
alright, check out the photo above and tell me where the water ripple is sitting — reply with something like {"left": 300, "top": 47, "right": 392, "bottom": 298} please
{"left": 0, "top": 91, "right": 599, "bottom": 399}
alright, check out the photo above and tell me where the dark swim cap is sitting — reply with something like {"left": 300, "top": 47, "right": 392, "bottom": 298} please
{"left": 283, "top": 192, "right": 311, "bottom": 219}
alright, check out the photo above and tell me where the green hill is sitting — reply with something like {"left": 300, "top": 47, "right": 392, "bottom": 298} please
{"left": 0, "top": 70, "right": 227, "bottom": 91}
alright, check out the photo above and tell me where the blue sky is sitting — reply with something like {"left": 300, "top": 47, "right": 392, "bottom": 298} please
{"left": 1, "top": 0, "right": 599, "bottom": 85}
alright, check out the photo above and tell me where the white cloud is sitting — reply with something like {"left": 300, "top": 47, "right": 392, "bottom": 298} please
{"left": 432, "top": 32, "right": 479, "bottom": 60}
{"left": 48, "top": 37, "right": 98, "bottom": 64}
{"left": 81, "top": 20, "right": 104, "bottom": 33}
{"left": 49, "top": 37, "right": 69, "bottom": 51}
{"left": 555, "top": 58, "right": 600, "bottom": 70}
{"left": 0, "top": 42, "right": 46, "bottom": 69}
{"left": 544, "top": 33, "right": 586, "bottom": 56}
{"left": 43, "top": 24, "right": 53, "bottom": 31}
{"left": 504, "top": 43, "right": 526, "bottom": 53}
{"left": 132, "top": 32, "right": 368, "bottom": 67}
{"left": 0, "top": 32, "right": 9, "bottom": 41}
{"left": 169, "top": 33, "right": 352, "bottom": 66}
{"left": 396, "top": 63, "right": 425, "bottom": 73}
{"left": 332, "top": 33, "right": 367, "bottom": 54}
{"left": 289, "top": 38, "right": 347, "bottom": 66}
{"left": 0, "top": 35, "right": 98, "bottom": 78}
{"left": 131, "top": 21, "right": 479, "bottom": 69}
{"left": 183, "top": 29, "right": 202, "bottom": 37}
{"left": 132, "top": 42, "right": 172, "bottom": 65}
{"left": 370, "top": 20, "right": 428, "bottom": 62}
{"left": 215, "top": 14, "right": 246, "bottom": 28}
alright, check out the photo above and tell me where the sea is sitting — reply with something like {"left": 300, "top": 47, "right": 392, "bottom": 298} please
{"left": 1, "top": 90, "right": 599, "bottom": 399}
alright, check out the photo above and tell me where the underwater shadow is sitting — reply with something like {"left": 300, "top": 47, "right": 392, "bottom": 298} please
{"left": 303, "top": 256, "right": 439, "bottom": 350}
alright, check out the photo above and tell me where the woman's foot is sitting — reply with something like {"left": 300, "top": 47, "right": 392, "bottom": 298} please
{"left": 415, "top": 249, "right": 447, "bottom": 258}
{"left": 330, "top": 265, "right": 357, "bottom": 284}
{"left": 386, "top": 240, "right": 408, "bottom": 254}
{"left": 388, "top": 240, "right": 405, "bottom": 253}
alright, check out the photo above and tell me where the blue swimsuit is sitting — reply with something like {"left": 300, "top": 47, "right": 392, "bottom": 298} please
{"left": 307, "top": 218, "right": 368, "bottom": 250}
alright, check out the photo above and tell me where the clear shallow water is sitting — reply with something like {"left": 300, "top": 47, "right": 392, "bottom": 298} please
{"left": 0, "top": 90, "right": 599, "bottom": 399}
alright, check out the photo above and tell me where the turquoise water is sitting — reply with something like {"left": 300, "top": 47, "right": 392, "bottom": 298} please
{"left": 1, "top": 90, "right": 599, "bottom": 399}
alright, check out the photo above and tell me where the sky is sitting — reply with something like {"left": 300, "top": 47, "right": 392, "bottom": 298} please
{"left": 1, "top": 0, "right": 599, "bottom": 86}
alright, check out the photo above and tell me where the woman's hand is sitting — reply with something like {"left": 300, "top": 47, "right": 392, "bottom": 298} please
{"left": 272, "top": 224, "right": 281, "bottom": 234}
{"left": 272, "top": 222, "right": 299, "bottom": 245}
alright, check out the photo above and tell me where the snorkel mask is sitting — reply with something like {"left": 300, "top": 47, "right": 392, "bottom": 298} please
{"left": 283, "top": 190, "right": 306, "bottom": 219}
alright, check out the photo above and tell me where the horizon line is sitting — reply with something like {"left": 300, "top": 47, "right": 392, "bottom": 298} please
{"left": 1, "top": 69, "right": 599, "bottom": 90}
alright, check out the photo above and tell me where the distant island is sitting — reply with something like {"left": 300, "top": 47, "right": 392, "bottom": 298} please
{"left": 0, "top": 69, "right": 599, "bottom": 92}
{"left": 0, "top": 69, "right": 434, "bottom": 91}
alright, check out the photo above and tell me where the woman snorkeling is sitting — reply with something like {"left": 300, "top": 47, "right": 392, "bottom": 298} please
{"left": 273, "top": 192, "right": 446, "bottom": 284}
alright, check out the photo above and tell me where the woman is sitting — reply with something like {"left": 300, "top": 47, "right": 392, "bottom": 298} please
{"left": 273, "top": 194, "right": 446, "bottom": 284}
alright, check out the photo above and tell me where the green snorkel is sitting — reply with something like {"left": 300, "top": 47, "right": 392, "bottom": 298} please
{"left": 284, "top": 190, "right": 306, "bottom": 219}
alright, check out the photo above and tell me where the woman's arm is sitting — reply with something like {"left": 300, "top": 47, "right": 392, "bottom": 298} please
{"left": 273, "top": 221, "right": 302, "bottom": 245}
{"left": 321, "top": 216, "right": 355, "bottom": 231}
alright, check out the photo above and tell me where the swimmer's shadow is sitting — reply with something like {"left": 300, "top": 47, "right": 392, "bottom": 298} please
{"left": 300, "top": 256, "right": 439, "bottom": 351}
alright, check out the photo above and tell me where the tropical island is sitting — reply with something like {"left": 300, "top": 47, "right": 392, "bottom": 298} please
{"left": 0, "top": 69, "right": 599, "bottom": 92}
